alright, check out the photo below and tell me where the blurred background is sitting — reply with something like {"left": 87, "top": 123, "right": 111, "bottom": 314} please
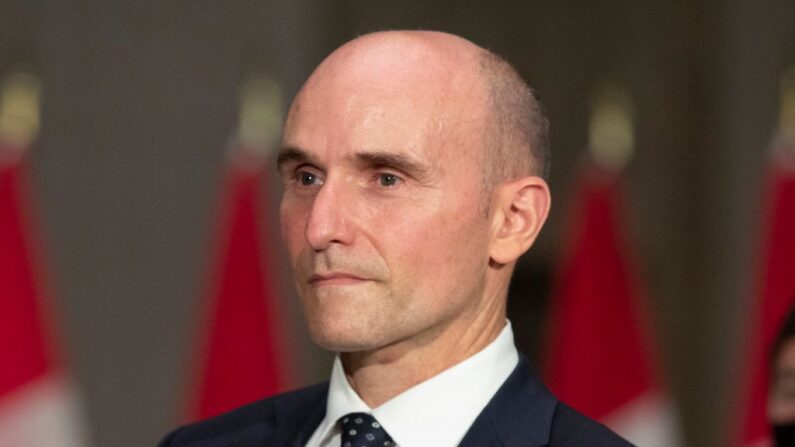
{"left": 2, "top": 1, "right": 795, "bottom": 446}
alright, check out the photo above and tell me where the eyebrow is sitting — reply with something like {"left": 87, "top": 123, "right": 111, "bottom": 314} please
{"left": 276, "top": 146, "right": 431, "bottom": 179}
{"left": 276, "top": 146, "right": 314, "bottom": 173}
{"left": 354, "top": 151, "right": 431, "bottom": 178}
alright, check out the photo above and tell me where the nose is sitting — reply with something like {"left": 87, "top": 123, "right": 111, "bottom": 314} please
{"left": 305, "top": 179, "right": 355, "bottom": 251}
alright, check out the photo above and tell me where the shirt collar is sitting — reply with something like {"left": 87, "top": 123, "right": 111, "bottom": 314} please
{"left": 314, "top": 321, "right": 519, "bottom": 447}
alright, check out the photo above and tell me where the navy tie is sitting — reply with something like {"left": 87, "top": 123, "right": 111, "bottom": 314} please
{"left": 338, "top": 412, "right": 395, "bottom": 447}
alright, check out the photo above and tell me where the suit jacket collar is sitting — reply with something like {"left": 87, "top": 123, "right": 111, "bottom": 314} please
{"left": 269, "top": 382, "right": 329, "bottom": 447}
{"left": 264, "top": 355, "right": 556, "bottom": 447}
{"left": 458, "top": 355, "right": 557, "bottom": 447}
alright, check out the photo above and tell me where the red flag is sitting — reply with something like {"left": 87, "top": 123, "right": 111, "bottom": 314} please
{"left": 187, "top": 147, "right": 290, "bottom": 421}
{"left": 736, "top": 149, "right": 795, "bottom": 447}
{"left": 544, "top": 160, "right": 681, "bottom": 446}
{"left": 0, "top": 145, "right": 88, "bottom": 445}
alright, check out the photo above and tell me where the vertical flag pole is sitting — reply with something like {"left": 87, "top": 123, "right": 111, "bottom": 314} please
{"left": 545, "top": 81, "right": 682, "bottom": 446}
{"left": 0, "top": 67, "right": 90, "bottom": 446}
{"left": 186, "top": 71, "right": 291, "bottom": 421}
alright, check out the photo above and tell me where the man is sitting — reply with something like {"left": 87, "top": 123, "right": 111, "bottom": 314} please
{"left": 769, "top": 306, "right": 795, "bottom": 446}
{"left": 161, "top": 30, "right": 632, "bottom": 446}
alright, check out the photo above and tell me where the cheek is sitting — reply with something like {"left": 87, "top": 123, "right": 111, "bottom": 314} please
{"left": 381, "top": 200, "right": 488, "bottom": 286}
{"left": 280, "top": 201, "right": 308, "bottom": 258}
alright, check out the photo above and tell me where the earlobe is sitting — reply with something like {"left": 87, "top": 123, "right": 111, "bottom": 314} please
{"left": 489, "top": 177, "right": 551, "bottom": 264}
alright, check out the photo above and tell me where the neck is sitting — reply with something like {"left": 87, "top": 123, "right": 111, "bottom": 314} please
{"left": 340, "top": 289, "right": 507, "bottom": 408}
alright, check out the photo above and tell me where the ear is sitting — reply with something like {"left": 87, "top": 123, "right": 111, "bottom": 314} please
{"left": 488, "top": 176, "right": 551, "bottom": 265}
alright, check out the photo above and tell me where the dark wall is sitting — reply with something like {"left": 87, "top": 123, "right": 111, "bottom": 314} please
{"left": 2, "top": 1, "right": 795, "bottom": 446}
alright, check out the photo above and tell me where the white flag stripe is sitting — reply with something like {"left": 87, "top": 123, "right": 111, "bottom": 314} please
{"left": 604, "top": 392, "right": 682, "bottom": 447}
{"left": 0, "top": 374, "right": 90, "bottom": 447}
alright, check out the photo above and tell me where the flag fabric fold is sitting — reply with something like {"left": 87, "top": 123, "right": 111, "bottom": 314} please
{"left": 544, "top": 160, "right": 681, "bottom": 446}
{"left": 736, "top": 148, "right": 795, "bottom": 447}
{"left": 187, "top": 147, "right": 289, "bottom": 421}
{"left": 0, "top": 144, "right": 89, "bottom": 446}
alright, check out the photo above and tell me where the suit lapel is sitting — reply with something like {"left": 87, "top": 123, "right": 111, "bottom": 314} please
{"left": 458, "top": 356, "right": 557, "bottom": 447}
{"left": 268, "top": 382, "right": 329, "bottom": 447}
{"left": 261, "top": 357, "right": 557, "bottom": 447}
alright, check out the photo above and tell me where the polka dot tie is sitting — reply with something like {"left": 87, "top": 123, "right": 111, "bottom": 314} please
{"left": 338, "top": 412, "right": 395, "bottom": 447}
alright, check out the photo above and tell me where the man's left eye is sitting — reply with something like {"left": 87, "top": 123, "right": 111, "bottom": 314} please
{"left": 378, "top": 174, "right": 400, "bottom": 187}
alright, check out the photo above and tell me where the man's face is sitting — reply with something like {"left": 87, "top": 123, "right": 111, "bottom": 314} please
{"left": 278, "top": 55, "right": 495, "bottom": 354}
{"left": 770, "top": 338, "right": 795, "bottom": 424}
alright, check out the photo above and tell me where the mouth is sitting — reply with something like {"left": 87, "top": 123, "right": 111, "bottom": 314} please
{"left": 309, "top": 272, "right": 369, "bottom": 287}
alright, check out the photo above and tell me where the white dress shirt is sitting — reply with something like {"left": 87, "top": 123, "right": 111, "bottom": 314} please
{"left": 305, "top": 321, "right": 520, "bottom": 447}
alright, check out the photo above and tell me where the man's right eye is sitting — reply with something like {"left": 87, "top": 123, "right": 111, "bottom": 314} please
{"left": 298, "top": 171, "right": 323, "bottom": 186}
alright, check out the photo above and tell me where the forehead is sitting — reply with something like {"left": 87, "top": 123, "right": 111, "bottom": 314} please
{"left": 283, "top": 58, "right": 487, "bottom": 169}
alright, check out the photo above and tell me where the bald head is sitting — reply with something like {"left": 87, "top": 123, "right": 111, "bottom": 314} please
{"left": 305, "top": 31, "right": 483, "bottom": 88}
{"left": 478, "top": 50, "right": 550, "bottom": 183}
{"left": 278, "top": 30, "right": 552, "bottom": 369}
{"left": 286, "top": 31, "right": 549, "bottom": 194}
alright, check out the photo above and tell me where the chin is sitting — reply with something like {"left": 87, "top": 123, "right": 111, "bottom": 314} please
{"left": 306, "top": 318, "right": 384, "bottom": 353}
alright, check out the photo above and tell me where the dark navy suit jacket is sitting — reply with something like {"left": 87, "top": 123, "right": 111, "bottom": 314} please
{"left": 160, "top": 357, "right": 633, "bottom": 446}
